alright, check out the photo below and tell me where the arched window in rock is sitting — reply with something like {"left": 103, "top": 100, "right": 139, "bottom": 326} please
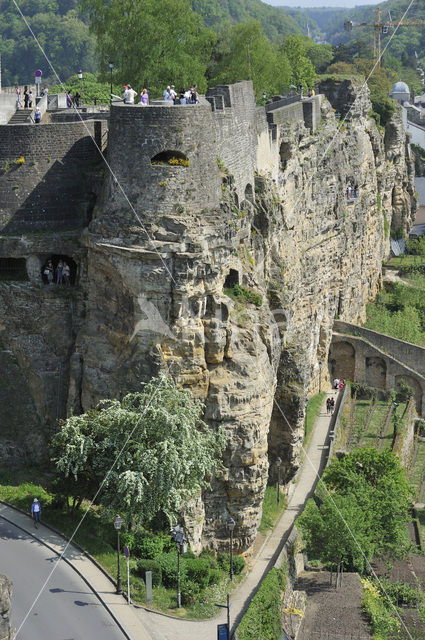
{"left": 40, "top": 254, "right": 77, "bottom": 286}
{"left": 244, "top": 183, "right": 254, "bottom": 204}
{"left": 0, "top": 258, "right": 28, "bottom": 281}
{"left": 279, "top": 142, "right": 291, "bottom": 171}
{"left": 224, "top": 269, "right": 239, "bottom": 288}
{"left": 151, "top": 150, "right": 190, "bottom": 167}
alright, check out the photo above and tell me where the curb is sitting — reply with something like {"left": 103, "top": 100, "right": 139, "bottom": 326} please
{"left": 0, "top": 502, "right": 132, "bottom": 640}
{"left": 0, "top": 499, "right": 204, "bottom": 624}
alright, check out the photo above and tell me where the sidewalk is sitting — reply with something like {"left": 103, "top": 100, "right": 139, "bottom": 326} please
{"left": 137, "top": 390, "right": 338, "bottom": 640}
{"left": 0, "top": 502, "right": 151, "bottom": 640}
{"left": 0, "top": 390, "right": 336, "bottom": 640}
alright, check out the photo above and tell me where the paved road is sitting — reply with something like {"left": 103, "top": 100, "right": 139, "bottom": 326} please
{"left": 0, "top": 518, "right": 126, "bottom": 640}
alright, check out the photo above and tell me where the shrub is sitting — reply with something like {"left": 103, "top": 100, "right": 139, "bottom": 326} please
{"left": 209, "top": 568, "right": 222, "bottom": 585}
{"left": 233, "top": 555, "right": 246, "bottom": 575}
{"left": 361, "top": 578, "right": 400, "bottom": 638}
{"left": 120, "top": 531, "right": 135, "bottom": 550}
{"left": 181, "top": 579, "right": 200, "bottom": 605}
{"left": 182, "top": 548, "right": 196, "bottom": 559}
{"left": 135, "top": 559, "right": 162, "bottom": 587}
{"left": 351, "top": 382, "right": 377, "bottom": 399}
{"left": 133, "top": 531, "right": 164, "bottom": 559}
{"left": 238, "top": 566, "right": 286, "bottom": 640}
{"left": 199, "top": 552, "right": 218, "bottom": 569}
{"left": 184, "top": 558, "right": 210, "bottom": 590}
{"left": 159, "top": 552, "right": 186, "bottom": 588}
{"left": 216, "top": 552, "right": 230, "bottom": 573}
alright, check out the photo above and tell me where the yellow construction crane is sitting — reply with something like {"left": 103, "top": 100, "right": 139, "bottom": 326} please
{"left": 344, "top": 7, "right": 425, "bottom": 68}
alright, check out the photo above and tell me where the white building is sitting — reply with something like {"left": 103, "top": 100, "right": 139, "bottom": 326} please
{"left": 391, "top": 81, "right": 411, "bottom": 105}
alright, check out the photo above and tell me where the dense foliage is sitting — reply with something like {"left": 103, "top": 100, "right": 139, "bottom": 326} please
{"left": 298, "top": 448, "right": 412, "bottom": 573}
{"left": 0, "top": 0, "right": 96, "bottom": 85}
{"left": 49, "top": 71, "right": 119, "bottom": 104}
{"left": 50, "top": 374, "right": 227, "bottom": 526}
{"left": 238, "top": 565, "right": 286, "bottom": 640}
{"left": 305, "top": 0, "right": 425, "bottom": 69}
{"left": 192, "top": 0, "right": 301, "bottom": 40}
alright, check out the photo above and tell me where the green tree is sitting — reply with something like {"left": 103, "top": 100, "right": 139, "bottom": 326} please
{"left": 283, "top": 34, "right": 315, "bottom": 89}
{"left": 298, "top": 448, "right": 412, "bottom": 571}
{"left": 50, "top": 72, "right": 118, "bottom": 104}
{"left": 209, "top": 20, "right": 286, "bottom": 100}
{"left": 51, "top": 375, "right": 227, "bottom": 525}
{"left": 81, "top": 0, "right": 215, "bottom": 97}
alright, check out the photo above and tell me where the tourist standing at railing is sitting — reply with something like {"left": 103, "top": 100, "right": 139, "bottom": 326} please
{"left": 28, "top": 90, "right": 33, "bottom": 108}
{"left": 124, "top": 85, "right": 137, "bottom": 104}
{"left": 138, "top": 88, "right": 149, "bottom": 105}
{"left": 15, "top": 86, "right": 21, "bottom": 108}
{"left": 23, "top": 86, "right": 29, "bottom": 108}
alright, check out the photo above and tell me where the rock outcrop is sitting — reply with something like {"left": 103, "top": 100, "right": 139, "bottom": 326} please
{"left": 0, "top": 576, "right": 14, "bottom": 640}
{"left": 0, "top": 80, "right": 416, "bottom": 553}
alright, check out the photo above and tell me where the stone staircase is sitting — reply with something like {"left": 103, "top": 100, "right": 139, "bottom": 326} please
{"left": 8, "top": 109, "right": 33, "bottom": 124}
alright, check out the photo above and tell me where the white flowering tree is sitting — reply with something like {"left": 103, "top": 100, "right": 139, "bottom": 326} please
{"left": 51, "top": 375, "right": 227, "bottom": 526}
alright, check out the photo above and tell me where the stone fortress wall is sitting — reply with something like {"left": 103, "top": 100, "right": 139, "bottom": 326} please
{"left": 0, "top": 80, "right": 417, "bottom": 553}
{"left": 0, "top": 121, "right": 106, "bottom": 235}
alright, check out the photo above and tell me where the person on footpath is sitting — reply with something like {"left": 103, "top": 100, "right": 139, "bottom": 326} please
{"left": 31, "top": 498, "right": 41, "bottom": 528}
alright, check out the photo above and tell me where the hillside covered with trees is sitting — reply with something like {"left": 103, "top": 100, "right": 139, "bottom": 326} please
{"left": 0, "top": 0, "right": 302, "bottom": 86}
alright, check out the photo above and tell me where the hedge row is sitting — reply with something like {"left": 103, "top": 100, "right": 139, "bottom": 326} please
{"left": 237, "top": 565, "right": 286, "bottom": 640}
{"left": 135, "top": 551, "right": 245, "bottom": 605}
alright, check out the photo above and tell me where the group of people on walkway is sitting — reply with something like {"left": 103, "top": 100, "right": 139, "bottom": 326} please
{"left": 326, "top": 396, "right": 336, "bottom": 415}
{"left": 333, "top": 377, "right": 346, "bottom": 390}
{"left": 163, "top": 84, "right": 199, "bottom": 104}
{"left": 43, "top": 259, "right": 71, "bottom": 286}
{"left": 299, "top": 83, "right": 316, "bottom": 99}
{"left": 15, "top": 86, "right": 33, "bottom": 109}
{"left": 66, "top": 91, "right": 81, "bottom": 108}
{"left": 122, "top": 83, "right": 200, "bottom": 105}
{"left": 346, "top": 184, "right": 359, "bottom": 199}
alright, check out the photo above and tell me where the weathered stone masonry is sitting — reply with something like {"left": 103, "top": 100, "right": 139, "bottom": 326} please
{"left": 0, "top": 80, "right": 416, "bottom": 553}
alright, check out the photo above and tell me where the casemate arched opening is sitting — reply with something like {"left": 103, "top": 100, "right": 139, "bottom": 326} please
{"left": 151, "top": 150, "right": 190, "bottom": 167}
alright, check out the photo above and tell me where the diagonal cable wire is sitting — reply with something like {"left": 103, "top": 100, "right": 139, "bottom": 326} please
{"left": 255, "top": 0, "right": 417, "bottom": 275}
{"left": 14, "top": 372, "right": 174, "bottom": 636}
{"left": 11, "top": 0, "right": 178, "bottom": 288}
{"left": 9, "top": 1, "right": 417, "bottom": 638}
{"left": 273, "top": 394, "right": 414, "bottom": 640}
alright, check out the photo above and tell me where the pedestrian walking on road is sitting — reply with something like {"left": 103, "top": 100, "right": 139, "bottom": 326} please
{"left": 330, "top": 397, "right": 335, "bottom": 415}
{"left": 31, "top": 498, "right": 41, "bottom": 528}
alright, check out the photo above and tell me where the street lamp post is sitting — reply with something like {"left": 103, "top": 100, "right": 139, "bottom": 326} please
{"left": 77, "top": 69, "right": 83, "bottom": 106}
{"left": 108, "top": 62, "right": 114, "bottom": 105}
{"left": 169, "top": 524, "right": 187, "bottom": 608}
{"left": 276, "top": 457, "right": 282, "bottom": 505}
{"left": 227, "top": 518, "right": 235, "bottom": 582}
{"left": 113, "top": 515, "right": 123, "bottom": 594}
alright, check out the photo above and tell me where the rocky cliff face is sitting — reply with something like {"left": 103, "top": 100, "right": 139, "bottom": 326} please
{"left": 0, "top": 576, "right": 14, "bottom": 640}
{"left": 0, "top": 80, "right": 416, "bottom": 553}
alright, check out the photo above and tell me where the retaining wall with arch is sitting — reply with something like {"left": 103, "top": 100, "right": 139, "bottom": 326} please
{"left": 329, "top": 330, "right": 425, "bottom": 416}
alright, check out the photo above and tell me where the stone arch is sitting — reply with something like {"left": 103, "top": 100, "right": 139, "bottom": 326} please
{"left": 41, "top": 254, "right": 78, "bottom": 286}
{"left": 224, "top": 269, "right": 239, "bottom": 288}
{"left": 395, "top": 375, "right": 423, "bottom": 414}
{"left": 151, "top": 150, "right": 189, "bottom": 167}
{"left": 0, "top": 257, "right": 28, "bottom": 281}
{"left": 328, "top": 340, "right": 355, "bottom": 381}
{"left": 279, "top": 141, "right": 291, "bottom": 171}
{"left": 244, "top": 183, "right": 254, "bottom": 204}
{"left": 365, "top": 356, "right": 386, "bottom": 389}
